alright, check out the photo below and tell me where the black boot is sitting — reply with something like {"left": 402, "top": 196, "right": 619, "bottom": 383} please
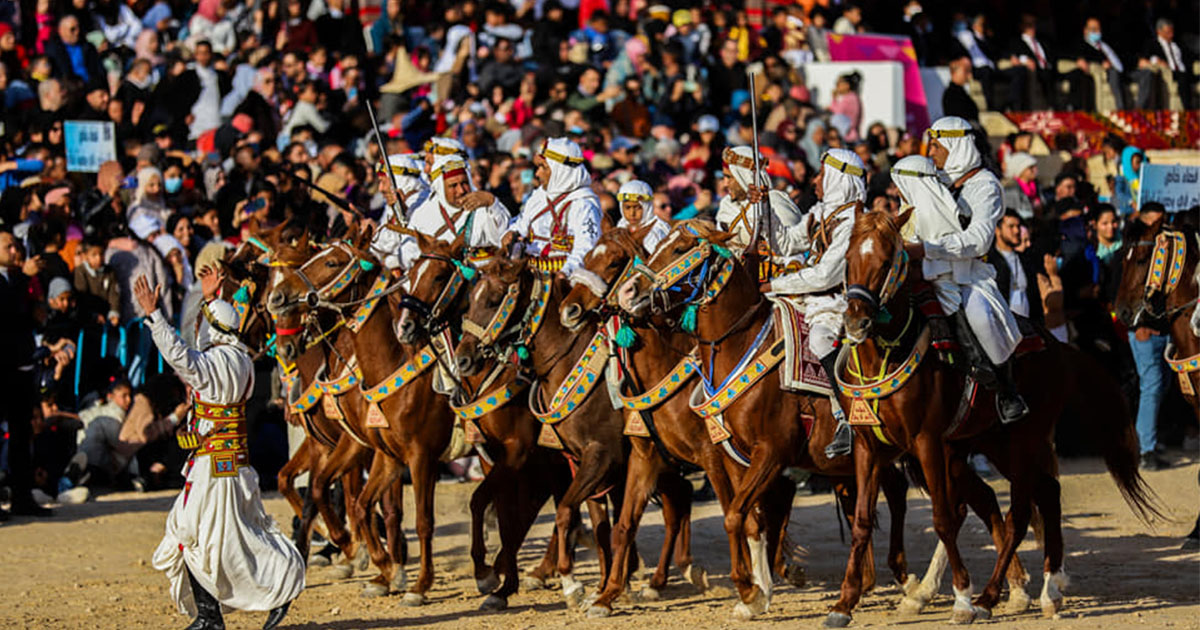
{"left": 819, "top": 350, "right": 853, "bottom": 459}
{"left": 262, "top": 601, "right": 291, "bottom": 630}
{"left": 953, "top": 311, "right": 1028, "bottom": 423}
{"left": 185, "top": 568, "right": 225, "bottom": 630}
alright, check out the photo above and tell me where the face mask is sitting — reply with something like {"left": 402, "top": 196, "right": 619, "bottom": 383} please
{"left": 1087, "top": 31, "right": 1102, "bottom": 44}
{"left": 164, "top": 177, "right": 182, "bottom": 194}
{"left": 304, "top": 140, "right": 318, "bottom": 157}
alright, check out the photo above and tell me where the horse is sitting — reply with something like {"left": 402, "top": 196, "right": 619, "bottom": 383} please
{"left": 396, "top": 233, "right": 573, "bottom": 611}
{"left": 453, "top": 254, "right": 633, "bottom": 610}
{"left": 560, "top": 226, "right": 913, "bottom": 618}
{"left": 615, "top": 220, "right": 916, "bottom": 619}
{"left": 268, "top": 233, "right": 453, "bottom": 605}
{"left": 831, "top": 207, "right": 1160, "bottom": 626}
{"left": 1113, "top": 216, "right": 1200, "bottom": 416}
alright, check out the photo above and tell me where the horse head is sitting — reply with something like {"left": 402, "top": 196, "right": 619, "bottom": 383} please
{"left": 843, "top": 205, "right": 912, "bottom": 344}
{"left": 453, "top": 254, "right": 531, "bottom": 378}
{"left": 618, "top": 219, "right": 737, "bottom": 322}
{"left": 391, "top": 231, "right": 471, "bottom": 345}
{"left": 559, "top": 224, "right": 651, "bottom": 332}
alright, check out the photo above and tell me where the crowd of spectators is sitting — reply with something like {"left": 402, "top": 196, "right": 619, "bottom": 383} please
{"left": 0, "top": 0, "right": 1196, "bottom": 518}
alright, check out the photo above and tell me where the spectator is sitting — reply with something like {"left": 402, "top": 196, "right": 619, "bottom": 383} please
{"left": 832, "top": 4, "right": 863, "bottom": 35}
{"left": 1065, "top": 17, "right": 1130, "bottom": 111}
{"left": 44, "top": 15, "right": 104, "bottom": 87}
{"left": 943, "top": 55, "right": 980, "bottom": 123}
{"left": 128, "top": 167, "right": 170, "bottom": 227}
{"left": 1125, "top": 202, "right": 1171, "bottom": 471}
{"left": 74, "top": 236, "right": 122, "bottom": 326}
{"left": 828, "top": 72, "right": 862, "bottom": 142}
{"left": 1005, "top": 14, "right": 1056, "bottom": 111}
{"left": 1003, "top": 152, "right": 1042, "bottom": 220}
{"left": 1136, "top": 18, "right": 1196, "bottom": 110}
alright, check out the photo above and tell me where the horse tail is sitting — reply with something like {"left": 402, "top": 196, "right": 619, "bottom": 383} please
{"left": 899, "top": 455, "right": 928, "bottom": 494}
{"left": 1068, "top": 348, "right": 1166, "bottom": 524}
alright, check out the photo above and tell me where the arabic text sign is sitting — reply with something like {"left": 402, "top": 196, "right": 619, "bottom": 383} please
{"left": 65, "top": 120, "right": 117, "bottom": 173}
{"left": 1138, "top": 163, "right": 1200, "bottom": 213}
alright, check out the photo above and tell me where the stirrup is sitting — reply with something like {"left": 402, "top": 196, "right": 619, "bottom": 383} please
{"left": 996, "top": 392, "right": 1029, "bottom": 424}
{"left": 824, "top": 420, "right": 853, "bottom": 459}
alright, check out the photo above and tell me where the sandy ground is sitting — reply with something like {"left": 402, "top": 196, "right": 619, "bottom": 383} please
{"left": 2, "top": 454, "right": 1198, "bottom": 630}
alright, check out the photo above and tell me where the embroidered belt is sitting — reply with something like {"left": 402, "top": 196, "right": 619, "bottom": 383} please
{"left": 348, "top": 274, "right": 393, "bottom": 333}
{"left": 531, "top": 256, "right": 566, "bottom": 273}
{"left": 1147, "top": 231, "right": 1186, "bottom": 296}
{"left": 834, "top": 327, "right": 931, "bottom": 400}
{"left": 290, "top": 379, "right": 324, "bottom": 414}
{"left": 530, "top": 331, "right": 610, "bottom": 424}
{"left": 317, "top": 361, "right": 364, "bottom": 396}
{"left": 1164, "top": 342, "right": 1200, "bottom": 397}
{"left": 621, "top": 354, "right": 698, "bottom": 411}
{"left": 452, "top": 379, "right": 529, "bottom": 420}
{"left": 691, "top": 338, "right": 785, "bottom": 419}
{"left": 189, "top": 402, "right": 250, "bottom": 477}
{"left": 361, "top": 344, "right": 439, "bottom": 404}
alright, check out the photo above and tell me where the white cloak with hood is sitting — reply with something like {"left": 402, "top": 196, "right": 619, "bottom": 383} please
{"left": 398, "top": 153, "right": 510, "bottom": 269}
{"left": 615, "top": 179, "right": 670, "bottom": 254}
{"left": 507, "top": 138, "right": 602, "bottom": 275}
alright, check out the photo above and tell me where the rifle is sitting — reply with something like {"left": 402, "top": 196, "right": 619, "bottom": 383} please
{"left": 365, "top": 99, "right": 408, "bottom": 223}
{"left": 747, "top": 71, "right": 771, "bottom": 281}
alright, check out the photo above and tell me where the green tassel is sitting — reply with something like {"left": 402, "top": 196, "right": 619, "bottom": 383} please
{"left": 711, "top": 244, "right": 733, "bottom": 259}
{"left": 680, "top": 304, "right": 698, "bottom": 333}
{"left": 875, "top": 307, "right": 893, "bottom": 324}
{"left": 633, "top": 256, "right": 644, "bottom": 267}
{"left": 232, "top": 286, "right": 250, "bottom": 304}
{"left": 453, "top": 260, "right": 477, "bottom": 281}
{"left": 516, "top": 345, "right": 530, "bottom": 360}
{"left": 615, "top": 324, "right": 636, "bottom": 348}
{"left": 359, "top": 259, "right": 376, "bottom": 272}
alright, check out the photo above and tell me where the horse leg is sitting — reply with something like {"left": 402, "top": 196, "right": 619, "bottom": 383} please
{"left": 588, "top": 443, "right": 664, "bottom": 616}
{"left": 762, "top": 476, "right": 802, "bottom": 587}
{"left": 382, "top": 478, "right": 408, "bottom": 593}
{"left": 583, "top": 496, "right": 613, "bottom": 608}
{"left": 526, "top": 467, "right": 571, "bottom": 590}
{"left": 480, "top": 465, "right": 547, "bottom": 611}
{"left": 657, "top": 470, "right": 699, "bottom": 594}
{"left": 342, "top": 456, "right": 375, "bottom": 571}
{"left": 932, "top": 446, "right": 986, "bottom": 625}
{"left": 879, "top": 464, "right": 910, "bottom": 587}
{"left": 959, "top": 463, "right": 1030, "bottom": 616}
{"left": 470, "top": 471, "right": 500, "bottom": 594}
{"left": 825, "top": 439, "right": 884, "bottom": 628}
{"left": 672, "top": 475, "right": 707, "bottom": 591}
{"left": 278, "top": 438, "right": 311, "bottom": 528}
{"left": 307, "top": 440, "right": 363, "bottom": 577}
{"left": 400, "top": 448, "right": 439, "bottom": 606}
{"left": 833, "top": 480, "right": 878, "bottom": 594}
{"left": 1033, "top": 474, "right": 1067, "bottom": 617}
{"left": 357, "top": 453, "right": 401, "bottom": 597}
{"left": 554, "top": 447, "right": 612, "bottom": 610}
{"left": 724, "top": 453, "right": 783, "bottom": 620}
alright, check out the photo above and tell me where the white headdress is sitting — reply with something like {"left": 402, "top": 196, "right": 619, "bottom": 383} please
{"left": 928, "top": 116, "right": 980, "bottom": 180}
{"left": 539, "top": 137, "right": 591, "bottom": 197}
{"left": 891, "top": 155, "right": 962, "bottom": 241}
{"left": 818, "top": 148, "right": 867, "bottom": 207}
{"left": 197, "top": 299, "right": 246, "bottom": 351}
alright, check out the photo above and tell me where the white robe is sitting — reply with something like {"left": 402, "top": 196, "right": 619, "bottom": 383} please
{"left": 765, "top": 200, "right": 856, "bottom": 357}
{"left": 508, "top": 187, "right": 602, "bottom": 275}
{"left": 147, "top": 311, "right": 305, "bottom": 615}
{"left": 924, "top": 170, "right": 1022, "bottom": 364}
{"left": 369, "top": 186, "right": 431, "bottom": 269}
{"left": 616, "top": 215, "right": 670, "bottom": 254}
{"left": 398, "top": 195, "right": 510, "bottom": 269}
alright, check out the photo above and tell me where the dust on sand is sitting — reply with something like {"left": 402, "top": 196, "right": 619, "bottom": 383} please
{"left": 2, "top": 456, "right": 1197, "bottom": 630}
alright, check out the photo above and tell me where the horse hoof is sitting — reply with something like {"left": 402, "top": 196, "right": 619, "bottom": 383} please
{"left": 732, "top": 593, "right": 768, "bottom": 621}
{"left": 824, "top": 612, "right": 853, "bottom": 628}
{"left": 476, "top": 570, "right": 500, "bottom": 595}
{"left": 564, "top": 586, "right": 585, "bottom": 611}
{"left": 950, "top": 607, "right": 978, "bottom": 624}
{"left": 521, "top": 575, "right": 547, "bottom": 591}
{"left": 579, "top": 591, "right": 600, "bottom": 611}
{"left": 680, "top": 563, "right": 710, "bottom": 592}
{"left": 328, "top": 563, "right": 354, "bottom": 580}
{"left": 1005, "top": 589, "right": 1032, "bottom": 614}
{"left": 638, "top": 586, "right": 661, "bottom": 601}
{"left": 586, "top": 605, "right": 613, "bottom": 619}
{"left": 353, "top": 546, "right": 370, "bottom": 572}
{"left": 973, "top": 606, "right": 992, "bottom": 621}
{"left": 898, "top": 596, "right": 926, "bottom": 615}
{"left": 902, "top": 574, "right": 922, "bottom": 597}
{"left": 400, "top": 592, "right": 427, "bottom": 607}
{"left": 479, "top": 594, "right": 507, "bottom": 611}
{"left": 361, "top": 581, "right": 389, "bottom": 598}
{"left": 308, "top": 554, "right": 332, "bottom": 568}
{"left": 784, "top": 563, "right": 807, "bottom": 588}
{"left": 1040, "top": 597, "right": 1062, "bottom": 618}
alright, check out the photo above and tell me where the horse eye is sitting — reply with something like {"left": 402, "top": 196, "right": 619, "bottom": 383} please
{"left": 435, "top": 273, "right": 450, "bottom": 284}
{"left": 325, "top": 260, "right": 340, "bottom": 268}
{"left": 486, "top": 297, "right": 501, "bottom": 308}
{"left": 607, "top": 260, "right": 622, "bottom": 270}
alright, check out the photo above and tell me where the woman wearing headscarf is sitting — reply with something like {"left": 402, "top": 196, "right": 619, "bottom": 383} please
{"left": 615, "top": 180, "right": 669, "bottom": 253}
{"left": 760, "top": 148, "right": 865, "bottom": 458}
{"left": 907, "top": 115, "right": 1026, "bottom": 423}
{"left": 504, "top": 137, "right": 602, "bottom": 276}
{"left": 93, "top": 0, "right": 143, "bottom": 50}
{"left": 153, "top": 233, "right": 192, "bottom": 315}
{"left": 128, "top": 167, "right": 171, "bottom": 228}
{"left": 798, "top": 118, "right": 828, "bottom": 170}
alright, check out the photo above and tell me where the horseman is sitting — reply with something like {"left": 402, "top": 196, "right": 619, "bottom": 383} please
{"left": 395, "top": 152, "right": 510, "bottom": 269}
{"left": 716, "top": 146, "right": 803, "bottom": 268}
{"left": 372, "top": 153, "right": 430, "bottom": 269}
{"left": 135, "top": 266, "right": 304, "bottom": 630}
{"left": 423, "top": 137, "right": 469, "bottom": 182}
{"left": 758, "top": 148, "right": 865, "bottom": 458}
{"left": 616, "top": 179, "right": 670, "bottom": 253}
{"left": 503, "top": 137, "right": 602, "bottom": 276}
{"left": 904, "top": 116, "right": 1027, "bottom": 422}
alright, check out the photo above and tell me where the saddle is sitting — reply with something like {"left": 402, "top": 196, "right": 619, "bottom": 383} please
{"left": 770, "top": 296, "right": 833, "bottom": 396}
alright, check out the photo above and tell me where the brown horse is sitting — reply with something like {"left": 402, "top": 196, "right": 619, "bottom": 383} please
{"left": 832, "top": 208, "right": 1160, "bottom": 626}
{"left": 560, "top": 227, "right": 907, "bottom": 618}
{"left": 269, "top": 234, "right": 453, "bottom": 605}
{"left": 617, "top": 220, "right": 918, "bottom": 619}
{"left": 396, "top": 234, "right": 573, "bottom": 611}
{"left": 454, "top": 256, "right": 632, "bottom": 610}
{"left": 1113, "top": 216, "right": 1200, "bottom": 416}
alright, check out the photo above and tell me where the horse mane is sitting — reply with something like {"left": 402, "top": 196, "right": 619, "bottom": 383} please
{"left": 850, "top": 208, "right": 898, "bottom": 241}
{"left": 673, "top": 218, "right": 720, "bottom": 239}
{"left": 604, "top": 227, "right": 647, "bottom": 259}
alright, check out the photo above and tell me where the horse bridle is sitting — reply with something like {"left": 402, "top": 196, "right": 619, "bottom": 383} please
{"left": 400, "top": 253, "right": 474, "bottom": 336}
{"left": 845, "top": 235, "right": 909, "bottom": 321}
{"left": 644, "top": 237, "right": 731, "bottom": 318}
{"left": 460, "top": 279, "right": 525, "bottom": 359}
{"left": 1128, "top": 229, "right": 1195, "bottom": 324}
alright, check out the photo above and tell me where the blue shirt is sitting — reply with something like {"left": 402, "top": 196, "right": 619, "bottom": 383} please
{"left": 65, "top": 43, "right": 89, "bottom": 82}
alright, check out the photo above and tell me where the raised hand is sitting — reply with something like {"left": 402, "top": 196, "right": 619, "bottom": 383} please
{"left": 133, "top": 275, "right": 162, "bottom": 317}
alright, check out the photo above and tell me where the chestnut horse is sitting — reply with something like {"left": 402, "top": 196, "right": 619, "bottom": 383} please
{"left": 454, "top": 256, "right": 633, "bottom": 610}
{"left": 560, "top": 227, "right": 913, "bottom": 618}
{"left": 832, "top": 208, "right": 1159, "bottom": 627}
{"left": 396, "top": 234, "right": 574, "bottom": 611}
{"left": 616, "top": 220, "right": 926, "bottom": 619}
{"left": 269, "top": 235, "right": 453, "bottom": 605}
{"left": 1113, "top": 216, "right": 1200, "bottom": 416}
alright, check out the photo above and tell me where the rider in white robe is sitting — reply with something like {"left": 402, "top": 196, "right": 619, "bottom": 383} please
{"left": 715, "top": 146, "right": 803, "bottom": 264}
{"left": 143, "top": 276, "right": 304, "bottom": 630}
{"left": 762, "top": 148, "right": 864, "bottom": 457}
{"left": 615, "top": 180, "right": 670, "bottom": 254}
{"left": 913, "top": 116, "right": 1026, "bottom": 422}
{"left": 505, "top": 137, "right": 602, "bottom": 276}
{"left": 371, "top": 153, "right": 430, "bottom": 270}
{"left": 397, "top": 153, "right": 510, "bottom": 269}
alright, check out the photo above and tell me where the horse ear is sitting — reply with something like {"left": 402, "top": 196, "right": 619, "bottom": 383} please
{"left": 706, "top": 229, "right": 737, "bottom": 246}
{"left": 415, "top": 230, "right": 437, "bottom": 254}
{"left": 629, "top": 222, "right": 654, "bottom": 248}
{"left": 354, "top": 223, "right": 375, "bottom": 251}
{"left": 449, "top": 231, "right": 467, "bottom": 256}
{"left": 896, "top": 206, "right": 914, "bottom": 230}
{"left": 854, "top": 200, "right": 865, "bottom": 220}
